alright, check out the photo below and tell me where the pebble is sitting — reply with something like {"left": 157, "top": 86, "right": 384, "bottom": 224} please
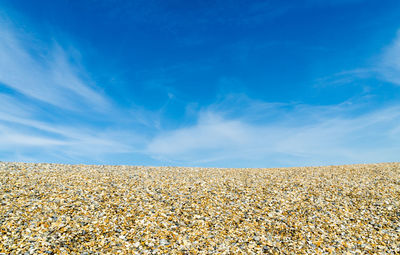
{"left": 0, "top": 161, "right": 399, "bottom": 253}
{"left": 159, "top": 239, "right": 169, "bottom": 246}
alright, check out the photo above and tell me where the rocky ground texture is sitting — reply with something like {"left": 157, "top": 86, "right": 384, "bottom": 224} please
{"left": 0, "top": 162, "right": 399, "bottom": 254}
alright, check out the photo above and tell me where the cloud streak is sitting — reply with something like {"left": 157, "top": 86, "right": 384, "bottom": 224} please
{"left": 379, "top": 31, "right": 400, "bottom": 86}
{"left": 147, "top": 97, "right": 400, "bottom": 167}
{"left": 0, "top": 14, "right": 145, "bottom": 163}
{"left": 0, "top": 17, "right": 109, "bottom": 111}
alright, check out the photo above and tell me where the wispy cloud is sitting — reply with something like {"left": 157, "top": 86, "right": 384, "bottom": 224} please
{"left": 0, "top": 102, "right": 139, "bottom": 163}
{"left": 147, "top": 95, "right": 400, "bottom": 167}
{"left": 317, "top": 29, "right": 400, "bottom": 88}
{"left": 379, "top": 31, "right": 400, "bottom": 85}
{"left": 0, "top": 14, "right": 145, "bottom": 163}
{"left": 0, "top": 17, "right": 109, "bottom": 111}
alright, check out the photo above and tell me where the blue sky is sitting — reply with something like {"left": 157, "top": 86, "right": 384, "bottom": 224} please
{"left": 0, "top": 0, "right": 400, "bottom": 167}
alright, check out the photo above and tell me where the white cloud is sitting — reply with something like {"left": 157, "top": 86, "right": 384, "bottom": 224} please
{"left": 0, "top": 125, "right": 67, "bottom": 146}
{"left": 147, "top": 112, "right": 251, "bottom": 159}
{"left": 0, "top": 18, "right": 109, "bottom": 111}
{"left": 147, "top": 98, "right": 400, "bottom": 167}
{"left": 0, "top": 15, "right": 145, "bottom": 163}
{"left": 0, "top": 109, "right": 138, "bottom": 161}
{"left": 379, "top": 31, "right": 400, "bottom": 85}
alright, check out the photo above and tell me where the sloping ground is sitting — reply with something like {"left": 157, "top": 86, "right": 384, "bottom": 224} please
{"left": 0, "top": 162, "right": 399, "bottom": 254}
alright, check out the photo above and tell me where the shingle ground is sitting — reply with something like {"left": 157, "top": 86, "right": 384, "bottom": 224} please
{"left": 1, "top": 162, "right": 399, "bottom": 254}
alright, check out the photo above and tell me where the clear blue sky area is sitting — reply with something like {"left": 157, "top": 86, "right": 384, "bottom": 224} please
{"left": 1, "top": 0, "right": 400, "bottom": 167}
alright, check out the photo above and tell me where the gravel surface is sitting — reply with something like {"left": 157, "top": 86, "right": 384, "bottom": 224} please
{"left": 1, "top": 162, "right": 399, "bottom": 254}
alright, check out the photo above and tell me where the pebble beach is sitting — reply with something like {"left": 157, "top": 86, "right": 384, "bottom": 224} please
{"left": 0, "top": 162, "right": 399, "bottom": 254}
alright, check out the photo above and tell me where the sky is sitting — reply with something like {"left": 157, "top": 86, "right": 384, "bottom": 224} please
{"left": 0, "top": 0, "right": 400, "bottom": 168}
